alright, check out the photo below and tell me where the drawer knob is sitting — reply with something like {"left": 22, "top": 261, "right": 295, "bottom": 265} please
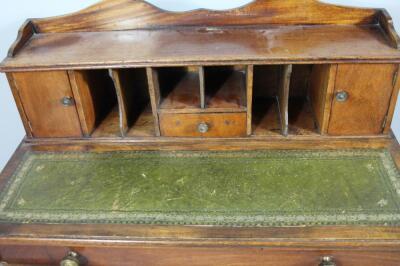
{"left": 60, "top": 251, "right": 82, "bottom": 266}
{"left": 335, "top": 91, "right": 348, "bottom": 102}
{"left": 61, "top": 96, "right": 75, "bottom": 107}
{"left": 319, "top": 256, "right": 336, "bottom": 266}
{"left": 198, "top": 122, "right": 209, "bottom": 133}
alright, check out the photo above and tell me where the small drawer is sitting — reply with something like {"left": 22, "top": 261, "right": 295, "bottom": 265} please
{"left": 159, "top": 112, "right": 247, "bottom": 137}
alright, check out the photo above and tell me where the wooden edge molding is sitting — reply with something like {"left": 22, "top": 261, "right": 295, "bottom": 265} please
{"left": 30, "top": 0, "right": 379, "bottom": 33}
{"left": 0, "top": 216, "right": 399, "bottom": 248}
{"left": 7, "top": 19, "right": 36, "bottom": 57}
{"left": 5, "top": 74, "right": 33, "bottom": 138}
{"left": 384, "top": 65, "right": 400, "bottom": 134}
{"left": 376, "top": 9, "right": 400, "bottom": 50}
{"left": 22, "top": 134, "right": 395, "bottom": 152}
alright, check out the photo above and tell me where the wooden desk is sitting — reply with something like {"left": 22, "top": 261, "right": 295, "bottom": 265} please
{"left": 0, "top": 0, "right": 400, "bottom": 265}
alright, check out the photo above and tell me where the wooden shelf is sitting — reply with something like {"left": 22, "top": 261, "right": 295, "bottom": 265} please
{"left": 126, "top": 105, "right": 155, "bottom": 137}
{"left": 2, "top": 25, "right": 400, "bottom": 71}
{"left": 252, "top": 98, "right": 281, "bottom": 136}
{"left": 159, "top": 68, "right": 200, "bottom": 110}
{"left": 288, "top": 97, "right": 318, "bottom": 135}
{"left": 91, "top": 106, "right": 121, "bottom": 138}
{"left": 204, "top": 67, "right": 246, "bottom": 110}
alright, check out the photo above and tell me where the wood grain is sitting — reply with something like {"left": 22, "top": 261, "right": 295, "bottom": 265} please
{"left": 204, "top": 67, "right": 246, "bottom": 110}
{"left": 24, "top": 134, "right": 393, "bottom": 151}
{"left": 1, "top": 245, "right": 400, "bottom": 266}
{"left": 11, "top": 71, "right": 82, "bottom": 138}
{"left": 246, "top": 65, "right": 254, "bottom": 136}
{"left": 5, "top": 74, "right": 33, "bottom": 138}
{"left": 252, "top": 98, "right": 281, "bottom": 136}
{"left": 159, "top": 113, "right": 247, "bottom": 137}
{"left": 110, "top": 70, "right": 129, "bottom": 136}
{"left": 7, "top": 20, "right": 36, "bottom": 57}
{"left": 158, "top": 67, "right": 201, "bottom": 110}
{"left": 68, "top": 70, "right": 118, "bottom": 137}
{"left": 377, "top": 9, "right": 400, "bottom": 49}
{"left": 328, "top": 64, "right": 397, "bottom": 136}
{"left": 91, "top": 106, "right": 121, "bottom": 138}
{"left": 384, "top": 65, "right": 400, "bottom": 134}
{"left": 31, "top": 0, "right": 378, "bottom": 33}
{"left": 146, "top": 67, "right": 161, "bottom": 136}
{"left": 2, "top": 25, "right": 400, "bottom": 72}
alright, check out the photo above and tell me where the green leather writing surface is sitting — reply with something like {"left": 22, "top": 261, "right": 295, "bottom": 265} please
{"left": 0, "top": 150, "right": 399, "bottom": 226}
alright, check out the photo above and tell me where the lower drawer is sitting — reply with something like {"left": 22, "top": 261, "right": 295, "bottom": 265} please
{"left": 159, "top": 112, "right": 247, "bottom": 137}
{"left": 1, "top": 245, "right": 400, "bottom": 266}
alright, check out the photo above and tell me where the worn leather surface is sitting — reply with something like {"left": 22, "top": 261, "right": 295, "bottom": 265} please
{"left": 0, "top": 150, "right": 399, "bottom": 226}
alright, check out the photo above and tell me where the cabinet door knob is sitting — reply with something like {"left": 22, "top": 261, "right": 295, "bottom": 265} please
{"left": 61, "top": 96, "right": 75, "bottom": 107}
{"left": 197, "top": 122, "right": 209, "bottom": 133}
{"left": 319, "top": 256, "right": 336, "bottom": 266}
{"left": 60, "top": 251, "right": 82, "bottom": 266}
{"left": 335, "top": 91, "right": 349, "bottom": 102}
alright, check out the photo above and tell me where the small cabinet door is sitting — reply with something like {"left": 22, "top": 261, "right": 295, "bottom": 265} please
{"left": 11, "top": 71, "right": 82, "bottom": 138}
{"left": 328, "top": 64, "right": 397, "bottom": 136}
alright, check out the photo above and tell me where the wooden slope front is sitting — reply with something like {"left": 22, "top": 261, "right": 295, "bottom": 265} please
{"left": 1, "top": 0, "right": 400, "bottom": 71}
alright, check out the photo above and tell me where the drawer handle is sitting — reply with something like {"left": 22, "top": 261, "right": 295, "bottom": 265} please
{"left": 319, "top": 256, "right": 336, "bottom": 266}
{"left": 198, "top": 122, "right": 209, "bottom": 133}
{"left": 60, "top": 251, "right": 83, "bottom": 266}
{"left": 61, "top": 96, "right": 75, "bottom": 107}
{"left": 335, "top": 91, "right": 348, "bottom": 102}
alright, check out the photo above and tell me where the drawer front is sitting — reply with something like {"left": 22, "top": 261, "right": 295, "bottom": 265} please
{"left": 159, "top": 112, "right": 247, "bottom": 137}
{"left": 2, "top": 245, "right": 400, "bottom": 266}
{"left": 10, "top": 71, "right": 83, "bottom": 138}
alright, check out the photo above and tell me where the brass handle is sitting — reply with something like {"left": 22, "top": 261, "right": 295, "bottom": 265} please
{"left": 319, "top": 256, "right": 336, "bottom": 266}
{"left": 61, "top": 96, "right": 75, "bottom": 107}
{"left": 60, "top": 251, "right": 82, "bottom": 266}
{"left": 198, "top": 122, "right": 209, "bottom": 133}
{"left": 335, "top": 91, "right": 348, "bottom": 102}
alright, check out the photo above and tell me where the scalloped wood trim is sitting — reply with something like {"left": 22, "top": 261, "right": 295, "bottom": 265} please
{"left": 32, "top": 0, "right": 378, "bottom": 33}
{"left": 377, "top": 9, "right": 400, "bottom": 50}
{"left": 7, "top": 20, "right": 36, "bottom": 57}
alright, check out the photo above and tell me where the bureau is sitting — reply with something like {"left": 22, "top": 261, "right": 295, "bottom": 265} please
{"left": 1, "top": 0, "right": 400, "bottom": 265}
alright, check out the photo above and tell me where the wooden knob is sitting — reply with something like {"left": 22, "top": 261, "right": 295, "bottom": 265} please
{"left": 60, "top": 251, "right": 81, "bottom": 266}
{"left": 319, "top": 256, "right": 336, "bottom": 266}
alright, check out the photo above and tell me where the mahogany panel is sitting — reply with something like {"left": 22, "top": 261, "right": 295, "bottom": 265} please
{"left": 1, "top": 245, "right": 400, "bottom": 266}
{"left": 328, "top": 64, "right": 397, "bottom": 135}
{"left": 159, "top": 113, "right": 247, "bottom": 137}
{"left": 31, "top": 0, "right": 379, "bottom": 33}
{"left": 11, "top": 71, "right": 82, "bottom": 138}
